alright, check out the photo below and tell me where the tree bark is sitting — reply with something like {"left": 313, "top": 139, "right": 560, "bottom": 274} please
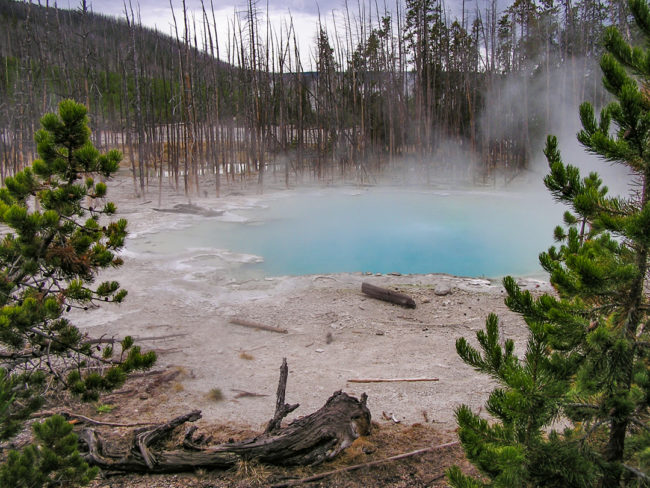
{"left": 361, "top": 282, "right": 416, "bottom": 308}
{"left": 80, "top": 362, "right": 371, "bottom": 473}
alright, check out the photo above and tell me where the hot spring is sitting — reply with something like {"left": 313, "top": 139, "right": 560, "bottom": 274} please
{"left": 127, "top": 187, "right": 561, "bottom": 279}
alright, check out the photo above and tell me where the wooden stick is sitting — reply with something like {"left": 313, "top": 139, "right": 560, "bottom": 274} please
{"left": 232, "top": 389, "right": 269, "bottom": 399}
{"left": 229, "top": 318, "right": 288, "bottom": 334}
{"left": 361, "top": 282, "right": 416, "bottom": 308}
{"left": 269, "top": 441, "right": 460, "bottom": 487}
{"left": 32, "top": 410, "right": 159, "bottom": 427}
{"left": 347, "top": 378, "right": 439, "bottom": 383}
{"left": 83, "top": 333, "right": 189, "bottom": 345}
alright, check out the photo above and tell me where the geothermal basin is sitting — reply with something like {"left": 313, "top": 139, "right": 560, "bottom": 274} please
{"left": 127, "top": 186, "right": 561, "bottom": 279}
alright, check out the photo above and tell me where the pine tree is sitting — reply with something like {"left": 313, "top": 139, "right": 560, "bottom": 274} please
{"left": 0, "top": 100, "right": 155, "bottom": 483}
{"left": 0, "top": 415, "right": 98, "bottom": 487}
{"left": 448, "top": 292, "right": 597, "bottom": 487}
{"left": 449, "top": 0, "right": 650, "bottom": 485}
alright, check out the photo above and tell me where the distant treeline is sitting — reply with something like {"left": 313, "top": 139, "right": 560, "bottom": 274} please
{"left": 0, "top": 0, "right": 624, "bottom": 195}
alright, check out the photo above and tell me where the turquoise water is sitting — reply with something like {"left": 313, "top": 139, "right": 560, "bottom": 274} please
{"left": 130, "top": 188, "right": 561, "bottom": 278}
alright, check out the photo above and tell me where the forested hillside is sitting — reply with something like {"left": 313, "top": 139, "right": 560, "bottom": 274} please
{"left": 0, "top": 0, "right": 627, "bottom": 195}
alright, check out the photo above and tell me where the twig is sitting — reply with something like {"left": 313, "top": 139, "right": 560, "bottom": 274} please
{"left": 83, "top": 333, "right": 189, "bottom": 345}
{"left": 425, "top": 471, "right": 448, "bottom": 486}
{"left": 151, "top": 347, "right": 183, "bottom": 354}
{"left": 623, "top": 464, "right": 650, "bottom": 483}
{"left": 382, "top": 411, "right": 400, "bottom": 423}
{"left": 103, "top": 389, "right": 136, "bottom": 396}
{"left": 235, "top": 345, "right": 266, "bottom": 353}
{"left": 125, "top": 369, "right": 167, "bottom": 379}
{"left": 565, "top": 402, "right": 599, "bottom": 410}
{"left": 229, "top": 317, "right": 288, "bottom": 334}
{"left": 270, "top": 441, "right": 460, "bottom": 487}
{"left": 348, "top": 378, "right": 439, "bottom": 383}
{"left": 32, "top": 410, "right": 159, "bottom": 427}
{"left": 232, "top": 389, "right": 269, "bottom": 399}
{"left": 630, "top": 417, "right": 650, "bottom": 433}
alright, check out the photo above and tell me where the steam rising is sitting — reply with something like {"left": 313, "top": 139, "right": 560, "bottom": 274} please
{"left": 480, "top": 57, "right": 631, "bottom": 198}
{"left": 129, "top": 187, "right": 563, "bottom": 279}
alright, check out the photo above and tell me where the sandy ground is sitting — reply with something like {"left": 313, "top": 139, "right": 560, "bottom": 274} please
{"left": 71, "top": 172, "right": 551, "bottom": 432}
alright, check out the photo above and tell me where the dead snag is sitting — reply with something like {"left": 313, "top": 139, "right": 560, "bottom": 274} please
{"left": 361, "top": 282, "right": 416, "bottom": 308}
{"left": 265, "top": 357, "right": 299, "bottom": 434}
{"left": 80, "top": 362, "right": 371, "bottom": 473}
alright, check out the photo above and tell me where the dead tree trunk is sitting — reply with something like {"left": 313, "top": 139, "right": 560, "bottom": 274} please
{"left": 80, "top": 360, "right": 371, "bottom": 473}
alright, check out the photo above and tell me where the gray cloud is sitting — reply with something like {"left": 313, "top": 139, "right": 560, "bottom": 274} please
{"left": 87, "top": 0, "right": 491, "bottom": 22}
{"left": 88, "top": 0, "right": 342, "bottom": 17}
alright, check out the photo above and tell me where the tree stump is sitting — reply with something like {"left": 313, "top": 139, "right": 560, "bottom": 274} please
{"left": 80, "top": 360, "right": 371, "bottom": 473}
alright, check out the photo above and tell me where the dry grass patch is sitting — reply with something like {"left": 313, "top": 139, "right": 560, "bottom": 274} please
{"left": 206, "top": 388, "right": 224, "bottom": 402}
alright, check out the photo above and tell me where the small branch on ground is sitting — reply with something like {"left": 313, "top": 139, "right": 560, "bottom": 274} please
{"left": 269, "top": 441, "right": 460, "bottom": 487}
{"left": 32, "top": 410, "right": 158, "bottom": 427}
{"left": 348, "top": 378, "right": 439, "bottom": 383}
{"left": 232, "top": 389, "right": 269, "bottom": 398}
{"left": 83, "top": 333, "right": 189, "bottom": 345}
{"left": 229, "top": 317, "right": 288, "bottom": 334}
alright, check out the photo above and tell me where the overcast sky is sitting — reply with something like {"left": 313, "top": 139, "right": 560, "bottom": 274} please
{"left": 67, "top": 0, "right": 494, "bottom": 68}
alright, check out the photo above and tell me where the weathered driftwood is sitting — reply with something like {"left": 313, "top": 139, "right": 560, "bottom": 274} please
{"left": 347, "top": 377, "right": 439, "bottom": 383}
{"left": 361, "top": 282, "right": 416, "bottom": 308}
{"left": 229, "top": 317, "right": 288, "bottom": 334}
{"left": 80, "top": 360, "right": 371, "bottom": 473}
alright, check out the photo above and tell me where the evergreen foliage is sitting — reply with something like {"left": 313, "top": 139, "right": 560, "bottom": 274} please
{"left": 0, "top": 99, "right": 155, "bottom": 485}
{"left": 0, "top": 415, "right": 98, "bottom": 487}
{"left": 0, "top": 368, "right": 45, "bottom": 440}
{"left": 449, "top": 0, "right": 650, "bottom": 485}
{"left": 0, "top": 99, "right": 155, "bottom": 414}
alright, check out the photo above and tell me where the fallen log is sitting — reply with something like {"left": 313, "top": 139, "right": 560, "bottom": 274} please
{"left": 80, "top": 359, "right": 371, "bottom": 473}
{"left": 361, "top": 282, "right": 416, "bottom": 308}
{"left": 152, "top": 203, "right": 224, "bottom": 217}
{"left": 229, "top": 317, "right": 288, "bottom": 334}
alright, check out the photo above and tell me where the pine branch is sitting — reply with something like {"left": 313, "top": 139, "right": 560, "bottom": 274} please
{"left": 565, "top": 403, "right": 599, "bottom": 410}
{"left": 630, "top": 417, "right": 650, "bottom": 433}
{"left": 622, "top": 464, "right": 650, "bottom": 483}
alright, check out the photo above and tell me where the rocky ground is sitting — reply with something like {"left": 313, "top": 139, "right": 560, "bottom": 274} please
{"left": 62, "top": 172, "right": 550, "bottom": 486}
